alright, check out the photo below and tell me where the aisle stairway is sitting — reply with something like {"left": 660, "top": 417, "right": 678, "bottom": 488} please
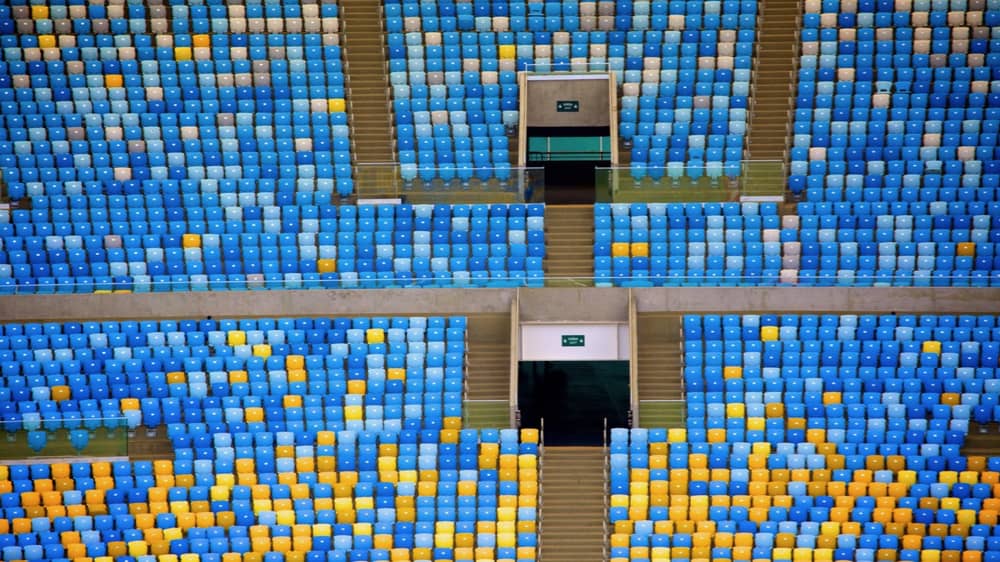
{"left": 961, "top": 424, "right": 1000, "bottom": 457}
{"left": 340, "top": 0, "right": 396, "bottom": 195}
{"left": 128, "top": 431, "right": 174, "bottom": 461}
{"left": 464, "top": 313, "right": 513, "bottom": 428}
{"left": 544, "top": 205, "right": 595, "bottom": 285}
{"left": 744, "top": 0, "right": 800, "bottom": 162}
{"left": 636, "top": 313, "right": 685, "bottom": 428}
{"left": 540, "top": 447, "right": 607, "bottom": 562}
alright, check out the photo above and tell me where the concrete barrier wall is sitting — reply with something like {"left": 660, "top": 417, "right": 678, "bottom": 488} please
{"left": 3, "top": 288, "right": 999, "bottom": 323}
{"left": 631, "top": 287, "right": 1000, "bottom": 315}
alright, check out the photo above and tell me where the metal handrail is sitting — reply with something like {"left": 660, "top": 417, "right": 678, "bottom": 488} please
{"left": 522, "top": 62, "right": 611, "bottom": 73}
{"left": 2, "top": 271, "right": 991, "bottom": 295}
{"left": 537, "top": 417, "right": 545, "bottom": 559}
{"left": 602, "top": 417, "right": 610, "bottom": 562}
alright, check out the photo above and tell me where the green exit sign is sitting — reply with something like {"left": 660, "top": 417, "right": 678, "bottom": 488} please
{"left": 561, "top": 335, "right": 585, "bottom": 347}
{"left": 556, "top": 100, "right": 579, "bottom": 112}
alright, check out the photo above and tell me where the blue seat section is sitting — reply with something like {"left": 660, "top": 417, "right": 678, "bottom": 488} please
{"left": 593, "top": 201, "right": 782, "bottom": 286}
{"left": 609, "top": 313, "right": 1000, "bottom": 562}
{"left": 0, "top": 316, "right": 467, "bottom": 440}
{"left": 0, "top": 427, "right": 540, "bottom": 562}
{"left": 791, "top": 195, "right": 1000, "bottom": 287}
{"left": 593, "top": 198, "right": 1000, "bottom": 287}
{"left": 0, "top": 202, "right": 546, "bottom": 292}
{"left": 617, "top": 3, "right": 756, "bottom": 180}
{"left": 386, "top": 0, "right": 756, "bottom": 182}
{"left": 0, "top": 0, "right": 354, "bottom": 198}
{"left": 0, "top": 315, "right": 543, "bottom": 561}
{"left": 788, "top": 0, "right": 1000, "bottom": 199}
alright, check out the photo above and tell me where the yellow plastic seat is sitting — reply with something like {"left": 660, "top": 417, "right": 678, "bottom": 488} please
{"left": 806, "top": 428, "right": 826, "bottom": 444}
{"left": 51, "top": 385, "right": 71, "bottom": 401}
{"left": 957, "top": 242, "right": 976, "bottom": 256}
{"left": 760, "top": 325, "right": 778, "bottom": 341}
{"left": 611, "top": 242, "right": 630, "bottom": 257}
{"left": 182, "top": 233, "right": 201, "bottom": 248}
{"left": 119, "top": 398, "right": 140, "bottom": 411}
{"left": 106, "top": 542, "right": 127, "bottom": 557}
{"left": 226, "top": 330, "right": 246, "bottom": 346}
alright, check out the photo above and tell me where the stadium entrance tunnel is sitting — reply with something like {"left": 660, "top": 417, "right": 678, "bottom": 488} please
{"left": 517, "top": 360, "right": 629, "bottom": 446}
{"left": 532, "top": 159, "right": 607, "bottom": 204}
{"left": 526, "top": 127, "right": 612, "bottom": 204}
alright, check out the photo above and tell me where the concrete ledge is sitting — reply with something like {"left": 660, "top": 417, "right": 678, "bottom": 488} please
{"left": 2, "top": 287, "right": 999, "bottom": 322}
{"left": 0, "top": 289, "right": 515, "bottom": 322}
{"left": 631, "top": 287, "right": 1000, "bottom": 315}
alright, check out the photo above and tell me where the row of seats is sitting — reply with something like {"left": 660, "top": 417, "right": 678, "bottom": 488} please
{"left": 386, "top": 0, "right": 758, "bottom": 32}
{"left": 594, "top": 199, "right": 1000, "bottom": 286}
{"left": 0, "top": 204, "right": 546, "bottom": 292}
{"left": 2, "top": 2, "right": 340, "bottom": 36}
{"left": 5, "top": 177, "right": 350, "bottom": 201}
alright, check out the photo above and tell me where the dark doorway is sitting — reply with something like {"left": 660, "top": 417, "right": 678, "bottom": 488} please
{"left": 518, "top": 360, "right": 629, "bottom": 445}
{"left": 527, "top": 126, "right": 610, "bottom": 205}
{"left": 532, "top": 160, "right": 608, "bottom": 204}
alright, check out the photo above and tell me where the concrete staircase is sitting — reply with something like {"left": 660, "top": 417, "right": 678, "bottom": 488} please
{"left": 543, "top": 205, "right": 595, "bottom": 285}
{"left": 961, "top": 424, "right": 1000, "bottom": 457}
{"left": 464, "top": 313, "right": 513, "bottom": 428}
{"left": 128, "top": 431, "right": 174, "bottom": 461}
{"left": 636, "top": 313, "right": 686, "bottom": 428}
{"left": 339, "top": 0, "right": 396, "bottom": 194}
{"left": 744, "top": 0, "right": 800, "bottom": 162}
{"left": 540, "top": 447, "right": 607, "bottom": 562}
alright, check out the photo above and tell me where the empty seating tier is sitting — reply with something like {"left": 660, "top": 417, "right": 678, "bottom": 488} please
{"left": 0, "top": 315, "right": 542, "bottom": 561}
{"left": 387, "top": 0, "right": 756, "bottom": 182}
{"left": 0, "top": 316, "right": 467, "bottom": 442}
{"left": 595, "top": 201, "right": 783, "bottom": 286}
{"left": 789, "top": 0, "right": 1000, "bottom": 197}
{"left": 610, "top": 313, "right": 1000, "bottom": 562}
{"left": 0, "top": 203, "right": 546, "bottom": 292}
{"left": 595, "top": 199, "right": 1000, "bottom": 287}
{"left": 0, "top": 427, "right": 540, "bottom": 562}
{"left": 0, "top": 0, "right": 354, "bottom": 198}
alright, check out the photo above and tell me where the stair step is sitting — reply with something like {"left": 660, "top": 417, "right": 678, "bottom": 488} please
{"left": 541, "top": 447, "right": 607, "bottom": 562}
{"left": 341, "top": 4, "right": 396, "bottom": 176}
{"left": 744, "top": 0, "right": 800, "bottom": 199}
{"left": 543, "top": 204, "right": 596, "bottom": 279}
